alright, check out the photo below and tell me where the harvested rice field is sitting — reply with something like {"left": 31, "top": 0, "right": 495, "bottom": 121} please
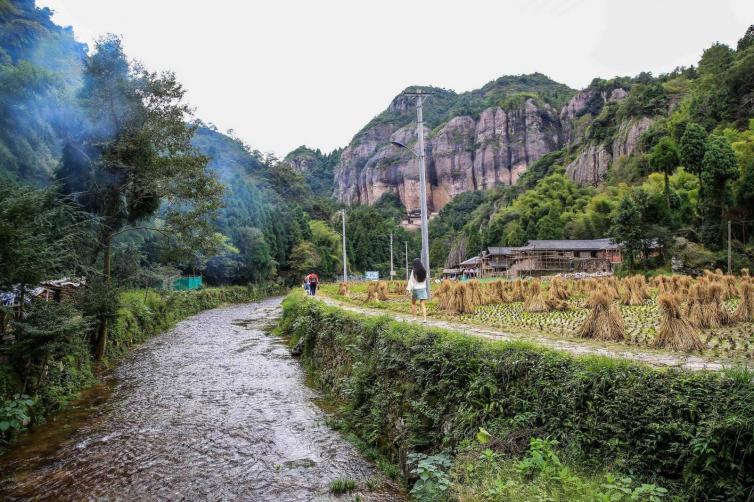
{"left": 320, "top": 272, "right": 754, "bottom": 360}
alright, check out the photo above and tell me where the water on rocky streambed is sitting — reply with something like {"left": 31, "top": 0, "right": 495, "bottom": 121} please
{"left": 0, "top": 297, "right": 404, "bottom": 501}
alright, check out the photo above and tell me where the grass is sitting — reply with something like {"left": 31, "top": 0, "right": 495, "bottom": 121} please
{"left": 452, "top": 439, "right": 670, "bottom": 502}
{"left": 329, "top": 478, "right": 357, "bottom": 494}
{"left": 319, "top": 279, "right": 754, "bottom": 360}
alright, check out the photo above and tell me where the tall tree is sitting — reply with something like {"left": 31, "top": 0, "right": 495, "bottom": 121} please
{"left": 0, "top": 183, "right": 82, "bottom": 311}
{"left": 679, "top": 123, "right": 707, "bottom": 175}
{"left": 700, "top": 135, "right": 739, "bottom": 246}
{"left": 609, "top": 195, "right": 644, "bottom": 271}
{"left": 58, "top": 36, "right": 222, "bottom": 360}
{"left": 650, "top": 137, "right": 680, "bottom": 209}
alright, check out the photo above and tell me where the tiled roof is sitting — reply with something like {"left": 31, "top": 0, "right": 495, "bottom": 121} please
{"left": 487, "top": 247, "right": 516, "bottom": 255}
{"left": 524, "top": 239, "right": 621, "bottom": 251}
{"left": 459, "top": 256, "right": 481, "bottom": 266}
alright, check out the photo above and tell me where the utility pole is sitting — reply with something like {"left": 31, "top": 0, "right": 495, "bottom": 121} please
{"left": 341, "top": 210, "right": 348, "bottom": 282}
{"left": 402, "top": 90, "right": 432, "bottom": 298}
{"left": 405, "top": 241, "right": 409, "bottom": 280}
{"left": 728, "top": 220, "right": 732, "bottom": 274}
{"left": 389, "top": 232, "right": 395, "bottom": 279}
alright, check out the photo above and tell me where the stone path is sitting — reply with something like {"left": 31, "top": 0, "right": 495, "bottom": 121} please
{"left": 315, "top": 296, "right": 751, "bottom": 372}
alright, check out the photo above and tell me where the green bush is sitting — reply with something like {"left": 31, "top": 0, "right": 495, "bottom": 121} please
{"left": 281, "top": 292, "right": 754, "bottom": 500}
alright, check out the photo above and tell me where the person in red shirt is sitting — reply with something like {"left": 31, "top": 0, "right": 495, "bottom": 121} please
{"left": 306, "top": 273, "right": 319, "bottom": 296}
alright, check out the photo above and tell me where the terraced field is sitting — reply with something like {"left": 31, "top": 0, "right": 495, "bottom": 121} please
{"left": 319, "top": 282, "right": 754, "bottom": 361}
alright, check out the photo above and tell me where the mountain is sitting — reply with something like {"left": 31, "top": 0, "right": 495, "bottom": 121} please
{"left": 333, "top": 74, "right": 576, "bottom": 211}
{"left": 0, "top": 2, "right": 328, "bottom": 284}
{"left": 331, "top": 71, "right": 698, "bottom": 211}
{"left": 282, "top": 145, "right": 341, "bottom": 197}
{"left": 0, "top": 0, "right": 86, "bottom": 183}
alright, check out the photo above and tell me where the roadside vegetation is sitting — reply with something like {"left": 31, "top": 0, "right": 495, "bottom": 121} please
{"left": 280, "top": 290, "right": 754, "bottom": 500}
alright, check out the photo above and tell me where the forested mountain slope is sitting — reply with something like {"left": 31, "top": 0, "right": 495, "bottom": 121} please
{"left": 0, "top": 0, "right": 85, "bottom": 183}
{"left": 0, "top": 1, "right": 341, "bottom": 285}
{"left": 332, "top": 27, "right": 754, "bottom": 272}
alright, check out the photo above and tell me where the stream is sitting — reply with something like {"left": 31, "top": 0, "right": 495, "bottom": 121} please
{"left": 0, "top": 297, "right": 403, "bottom": 501}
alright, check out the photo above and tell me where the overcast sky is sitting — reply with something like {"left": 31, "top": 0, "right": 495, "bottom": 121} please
{"left": 39, "top": 0, "right": 754, "bottom": 156}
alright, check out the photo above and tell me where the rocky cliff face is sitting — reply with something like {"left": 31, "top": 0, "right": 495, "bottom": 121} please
{"left": 564, "top": 114, "right": 654, "bottom": 185}
{"left": 332, "top": 76, "right": 654, "bottom": 210}
{"left": 559, "top": 85, "right": 654, "bottom": 185}
{"left": 334, "top": 96, "right": 561, "bottom": 211}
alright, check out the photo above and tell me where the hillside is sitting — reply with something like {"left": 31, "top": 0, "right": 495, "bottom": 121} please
{"left": 0, "top": 2, "right": 337, "bottom": 285}
{"left": 0, "top": 0, "right": 86, "bottom": 183}
{"left": 333, "top": 28, "right": 754, "bottom": 272}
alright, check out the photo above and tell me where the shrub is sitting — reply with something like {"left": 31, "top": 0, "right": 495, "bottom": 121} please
{"left": 282, "top": 293, "right": 754, "bottom": 499}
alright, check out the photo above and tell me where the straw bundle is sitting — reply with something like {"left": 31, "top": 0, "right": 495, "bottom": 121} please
{"left": 488, "top": 280, "right": 512, "bottom": 304}
{"left": 734, "top": 280, "right": 754, "bottom": 322}
{"left": 511, "top": 279, "right": 525, "bottom": 302}
{"left": 523, "top": 281, "right": 547, "bottom": 312}
{"left": 376, "top": 281, "right": 390, "bottom": 301}
{"left": 620, "top": 275, "right": 648, "bottom": 306}
{"left": 337, "top": 282, "right": 350, "bottom": 296}
{"left": 365, "top": 282, "right": 378, "bottom": 302}
{"left": 686, "top": 283, "right": 707, "bottom": 328}
{"left": 704, "top": 282, "right": 732, "bottom": 327}
{"left": 466, "top": 280, "right": 484, "bottom": 308}
{"left": 548, "top": 276, "right": 570, "bottom": 301}
{"left": 721, "top": 275, "right": 738, "bottom": 300}
{"left": 524, "top": 281, "right": 569, "bottom": 312}
{"left": 577, "top": 291, "right": 625, "bottom": 341}
{"left": 655, "top": 293, "right": 705, "bottom": 352}
{"left": 390, "top": 280, "right": 407, "bottom": 294}
{"left": 449, "top": 282, "right": 474, "bottom": 314}
{"left": 434, "top": 280, "right": 454, "bottom": 309}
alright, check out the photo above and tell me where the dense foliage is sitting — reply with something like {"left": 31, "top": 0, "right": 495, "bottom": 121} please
{"left": 427, "top": 27, "right": 754, "bottom": 273}
{"left": 281, "top": 293, "right": 754, "bottom": 500}
{"left": 344, "top": 193, "right": 421, "bottom": 279}
{"left": 0, "top": 0, "right": 86, "bottom": 183}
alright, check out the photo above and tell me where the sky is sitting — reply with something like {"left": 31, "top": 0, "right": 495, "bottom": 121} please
{"left": 39, "top": 0, "right": 754, "bottom": 157}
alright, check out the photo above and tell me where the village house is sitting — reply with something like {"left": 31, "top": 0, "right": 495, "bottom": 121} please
{"left": 456, "top": 238, "right": 623, "bottom": 279}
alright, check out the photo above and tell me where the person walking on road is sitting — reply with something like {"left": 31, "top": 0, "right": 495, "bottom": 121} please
{"left": 406, "top": 258, "right": 428, "bottom": 322}
{"left": 306, "top": 272, "right": 319, "bottom": 296}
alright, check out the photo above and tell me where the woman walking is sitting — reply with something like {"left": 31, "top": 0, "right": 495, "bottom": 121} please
{"left": 406, "top": 258, "right": 428, "bottom": 322}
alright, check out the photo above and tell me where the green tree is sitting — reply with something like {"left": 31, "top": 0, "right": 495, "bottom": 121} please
{"left": 536, "top": 206, "right": 563, "bottom": 239}
{"left": 736, "top": 159, "right": 754, "bottom": 242}
{"left": 236, "top": 227, "right": 276, "bottom": 284}
{"left": 309, "top": 220, "right": 341, "bottom": 280}
{"left": 58, "top": 36, "right": 222, "bottom": 359}
{"left": 503, "top": 222, "right": 527, "bottom": 246}
{"left": 288, "top": 241, "right": 321, "bottom": 282}
{"left": 700, "top": 135, "right": 739, "bottom": 245}
{"left": 0, "top": 184, "right": 82, "bottom": 311}
{"left": 679, "top": 122, "right": 707, "bottom": 175}
{"left": 690, "top": 43, "right": 735, "bottom": 127}
{"left": 650, "top": 137, "right": 679, "bottom": 209}
{"left": 609, "top": 195, "right": 643, "bottom": 271}
{"left": 9, "top": 301, "right": 89, "bottom": 398}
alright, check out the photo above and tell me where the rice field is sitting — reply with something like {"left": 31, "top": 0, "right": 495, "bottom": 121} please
{"left": 320, "top": 271, "right": 754, "bottom": 360}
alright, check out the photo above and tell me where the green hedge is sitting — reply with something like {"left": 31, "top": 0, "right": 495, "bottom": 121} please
{"left": 281, "top": 292, "right": 754, "bottom": 500}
